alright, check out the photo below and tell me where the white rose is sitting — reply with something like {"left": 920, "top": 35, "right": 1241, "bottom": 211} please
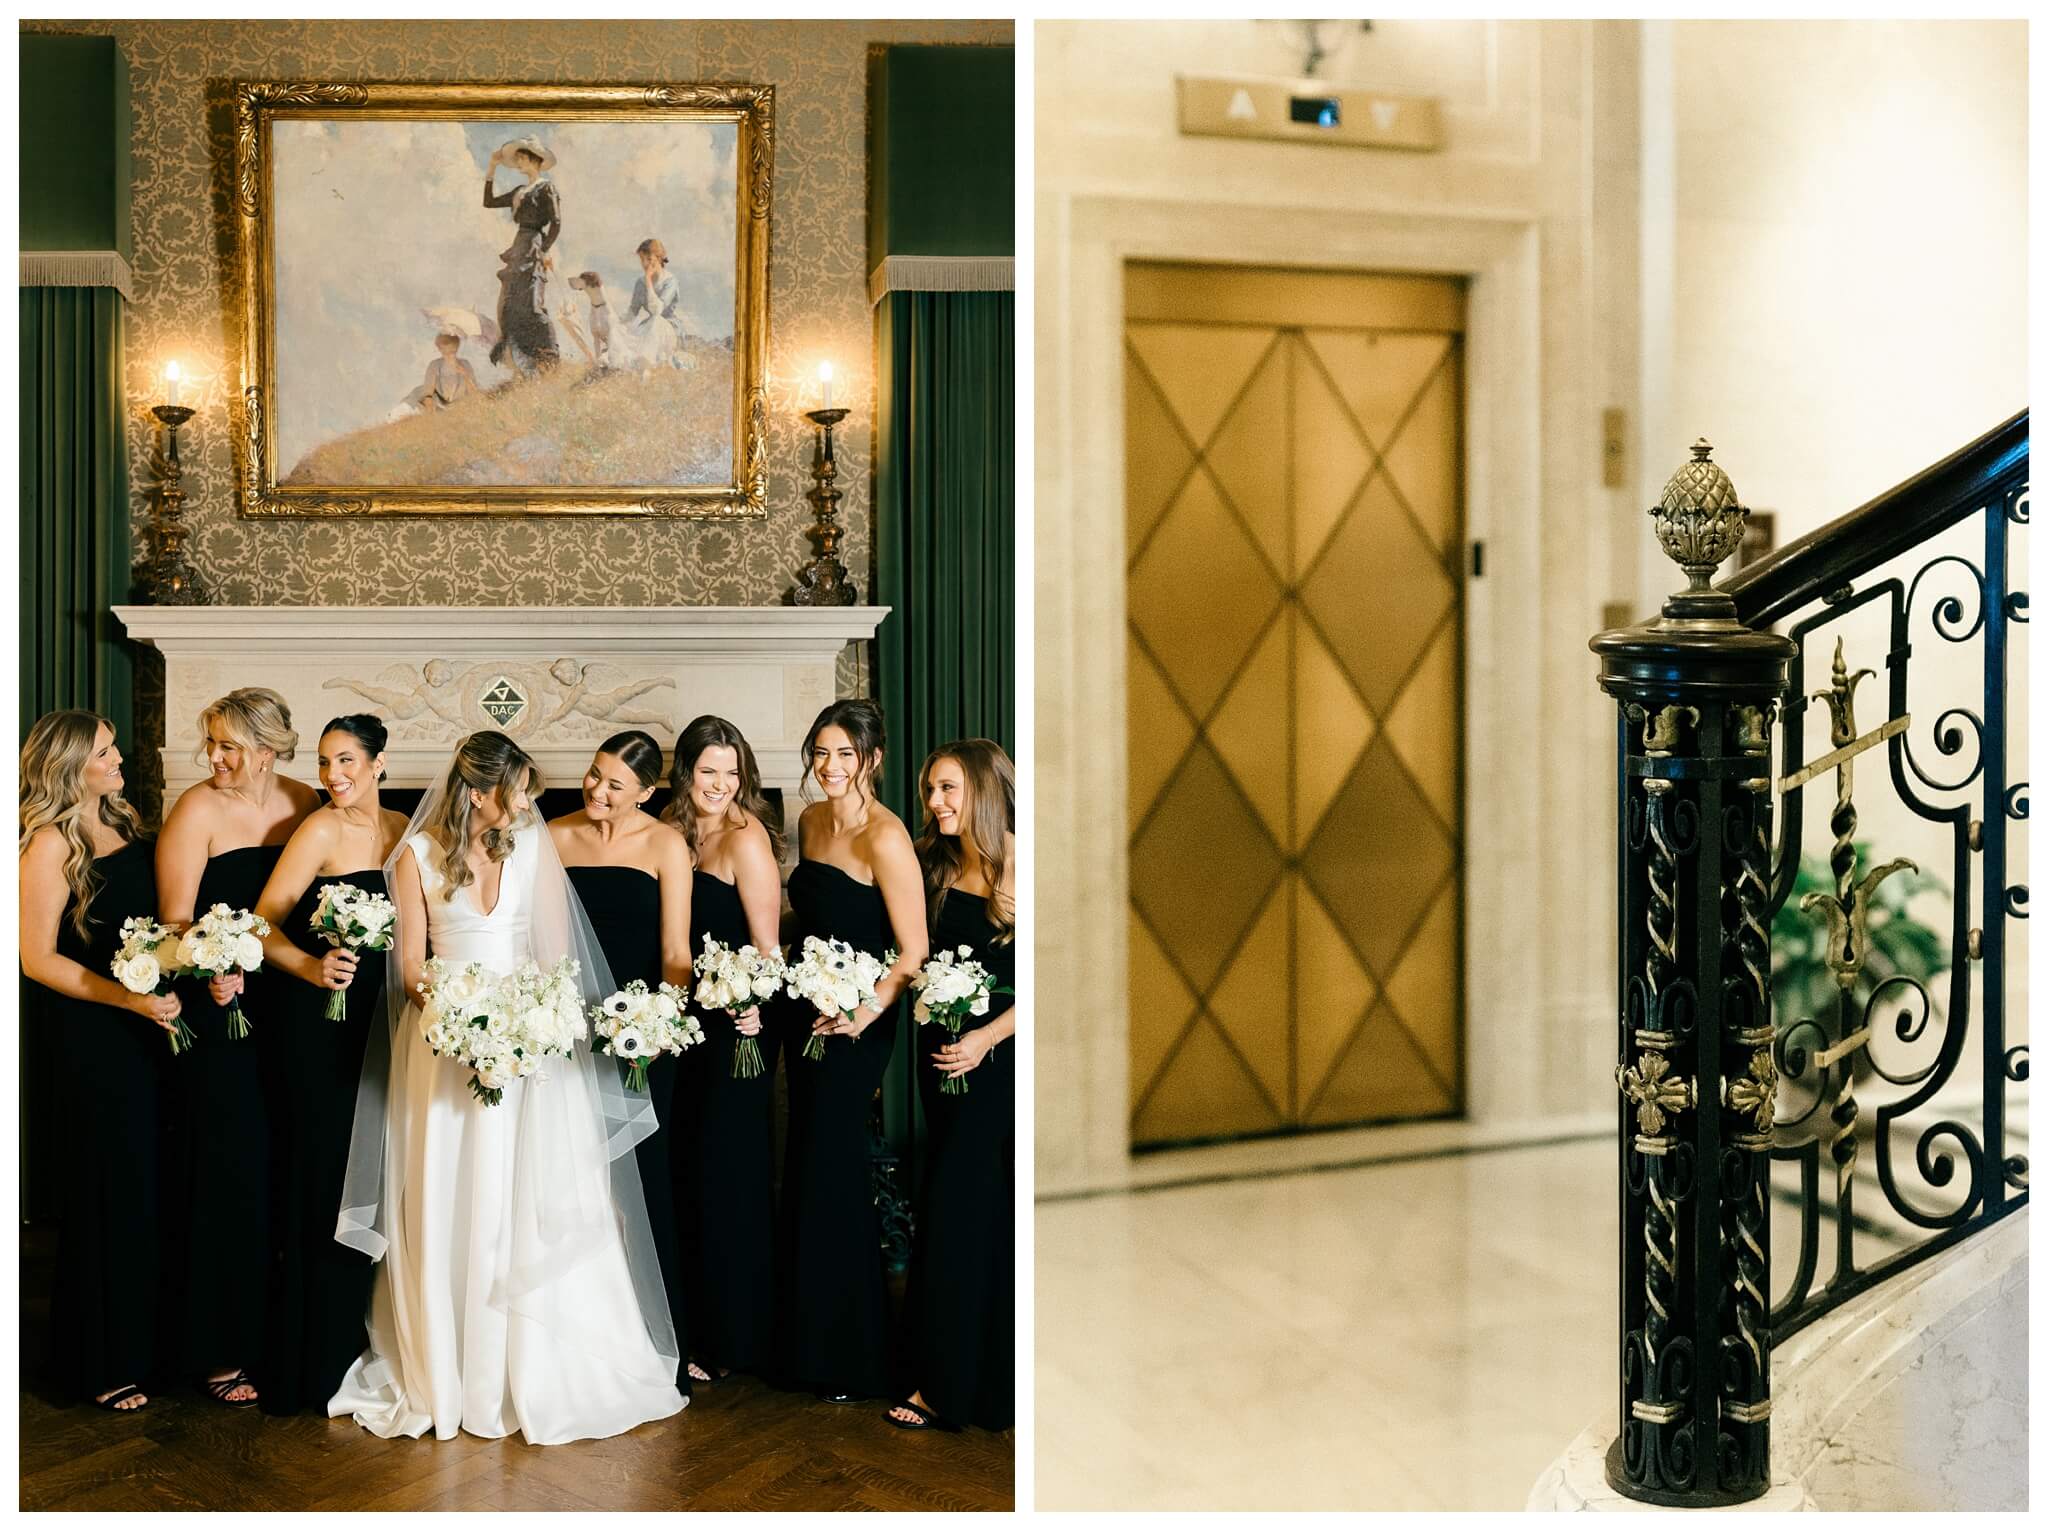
{"left": 118, "top": 953, "right": 161, "bottom": 994}
{"left": 651, "top": 991, "right": 680, "bottom": 1021}
{"left": 236, "top": 932, "right": 266, "bottom": 970}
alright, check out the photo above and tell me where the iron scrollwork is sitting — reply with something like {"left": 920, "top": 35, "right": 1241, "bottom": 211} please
{"left": 1598, "top": 424, "right": 2028, "bottom": 1503}
{"left": 1758, "top": 447, "right": 2029, "bottom": 1343}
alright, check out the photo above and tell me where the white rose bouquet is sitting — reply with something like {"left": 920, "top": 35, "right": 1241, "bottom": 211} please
{"left": 176, "top": 903, "right": 271, "bottom": 1040}
{"left": 910, "top": 945, "right": 1011, "bottom": 1095}
{"left": 693, "top": 936, "right": 786, "bottom": 1079}
{"left": 784, "top": 935, "right": 891, "bottom": 1062}
{"left": 417, "top": 955, "right": 583, "bottom": 1107}
{"left": 418, "top": 958, "right": 514, "bottom": 1105}
{"left": 592, "top": 979, "right": 705, "bottom": 1091}
{"left": 111, "top": 915, "right": 196, "bottom": 1054}
{"left": 307, "top": 882, "right": 399, "bottom": 1021}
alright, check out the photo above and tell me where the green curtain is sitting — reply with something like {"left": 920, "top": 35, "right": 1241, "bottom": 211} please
{"left": 874, "top": 289, "right": 1016, "bottom": 808}
{"left": 21, "top": 285, "right": 131, "bottom": 1229}
{"left": 871, "top": 288, "right": 1015, "bottom": 1199}
{"left": 20, "top": 286, "right": 132, "bottom": 747}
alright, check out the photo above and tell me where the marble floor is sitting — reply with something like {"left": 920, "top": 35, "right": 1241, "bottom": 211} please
{"left": 1035, "top": 1137, "right": 1620, "bottom": 1511}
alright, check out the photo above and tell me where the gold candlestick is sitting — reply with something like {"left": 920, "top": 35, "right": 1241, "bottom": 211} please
{"left": 792, "top": 406, "right": 856, "bottom": 606}
{"left": 147, "top": 404, "right": 205, "bottom": 606}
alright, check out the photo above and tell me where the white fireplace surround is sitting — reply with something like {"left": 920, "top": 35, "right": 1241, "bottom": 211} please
{"left": 114, "top": 605, "right": 889, "bottom": 802}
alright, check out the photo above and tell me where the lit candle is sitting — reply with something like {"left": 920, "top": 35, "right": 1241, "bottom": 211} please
{"left": 165, "top": 360, "right": 182, "bottom": 408}
{"left": 819, "top": 361, "right": 834, "bottom": 410}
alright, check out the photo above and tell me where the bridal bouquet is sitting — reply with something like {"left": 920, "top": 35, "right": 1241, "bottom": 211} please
{"left": 418, "top": 955, "right": 586, "bottom": 1106}
{"left": 693, "top": 936, "right": 785, "bottom": 1080}
{"left": 177, "top": 904, "right": 271, "bottom": 1041}
{"left": 592, "top": 979, "right": 705, "bottom": 1092}
{"left": 111, "top": 915, "right": 197, "bottom": 1055}
{"left": 910, "top": 945, "right": 1009, "bottom": 1095}
{"left": 307, "top": 883, "right": 399, "bottom": 1021}
{"left": 785, "top": 935, "right": 891, "bottom": 1062}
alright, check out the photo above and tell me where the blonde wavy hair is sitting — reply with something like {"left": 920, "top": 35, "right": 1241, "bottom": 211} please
{"left": 914, "top": 739, "right": 1016, "bottom": 945}
{"left": 194, "top": 686, "right": 299, "bottom": 766}
{"left": 422, "top": 731, "right": 541, "bottom": 899}
{"left": 19, "top": 709, "right": 146, "bottom": 942}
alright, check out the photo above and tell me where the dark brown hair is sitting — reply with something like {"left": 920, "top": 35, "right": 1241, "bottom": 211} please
{"left": 799, "top": 699, "right": 885, "bottom": 817}
{"left": 593, "top": 729, "right": 664, "bottom": 791}
{"left": 663, "top": 715, "right": 782, "bottom": 861}
{"left": 322, "top": 714, "right": 389, "bottom": 779}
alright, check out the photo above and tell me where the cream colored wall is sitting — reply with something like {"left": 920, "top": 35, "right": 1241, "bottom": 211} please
{"left": 1653, "top": 18, "right": 2030, "bottom": 1083}
{"left": 1664, "top": 20, "right": 2026, "bottom": 518}
{"left": 1036, "top": 20, "right": 1647, "bottom": 1195}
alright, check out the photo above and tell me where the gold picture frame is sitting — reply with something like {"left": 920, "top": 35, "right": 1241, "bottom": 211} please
{"left": 231, "top": 80, "right": 773, "bottom": 518}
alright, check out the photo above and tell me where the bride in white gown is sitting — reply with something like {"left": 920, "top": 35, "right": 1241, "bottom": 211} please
{"left": 329, "top": 732, "right": 686, "bottom": 1445}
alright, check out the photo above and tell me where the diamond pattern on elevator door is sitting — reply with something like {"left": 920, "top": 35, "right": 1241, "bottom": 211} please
{"left": 1126, "top": 272, "right": 1464, "bottom": 1147}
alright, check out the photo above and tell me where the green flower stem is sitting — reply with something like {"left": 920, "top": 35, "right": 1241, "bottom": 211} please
{"left": 732, "top": 1033, "right": 764, "bottom": 1079}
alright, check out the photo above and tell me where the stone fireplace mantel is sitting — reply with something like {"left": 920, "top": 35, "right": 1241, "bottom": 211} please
{"left": 114, "top": 605, "right": 889, "bottom": 802}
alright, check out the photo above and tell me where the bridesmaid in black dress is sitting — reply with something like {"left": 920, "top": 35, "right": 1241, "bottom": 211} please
{"left": 662, "top": 715, "right": 786, "bottom": 1383}
{"left": 780, "top": 700, "right": 929, "bottom": 1401}
{"left": 889, "top": 741, "right": 1018, "bottom": 1433}
{"left": 247, "top": 715, "right": 408, "bottom": 1413}
{"left": 19, "top": 711, "right": 186, "bottom": 1410}
{"left": 157, "top": 688, "right": 321, "bottom": 1407}
{"left": 548, "top": 729, "right": 695, "bottom": 1389}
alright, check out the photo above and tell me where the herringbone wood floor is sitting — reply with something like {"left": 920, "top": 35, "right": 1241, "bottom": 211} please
{"left": 18, "top": 1232, "right": 1013, "bottom": 1512}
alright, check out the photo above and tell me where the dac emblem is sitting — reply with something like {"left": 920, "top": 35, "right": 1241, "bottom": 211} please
{"left": 479, "top": 676, "right": 527, "bottom": 729}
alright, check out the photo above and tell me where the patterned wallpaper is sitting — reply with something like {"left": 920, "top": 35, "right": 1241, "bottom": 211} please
{"left": 22, "top": 18, "right": 1010, "bottom": 624}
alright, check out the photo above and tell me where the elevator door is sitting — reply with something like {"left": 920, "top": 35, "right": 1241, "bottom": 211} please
{"left": 1124, "top": 261, "right": 1466, "bottom": 1148}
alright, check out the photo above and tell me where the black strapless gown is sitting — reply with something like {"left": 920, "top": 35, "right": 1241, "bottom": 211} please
{"left": 259, "top": 871, "right": 386, "bottom": 1414}
{"left": 906, "top": 890, "right": 1016, "bottom": 1429}
{"left": 166, "top": 843, "right": 277, "bottom": 1380}
{"left": 567, "top": 863, "right": 687, "bottom": 1386}
{"left": 42, "top": 839, "right": 170, "bottom": 1401}
{"left": 778, "top": 859, "right": 900, "bottom": 1398}
{"left": 675, "top": 869, "right": 779, "bottom": 1375}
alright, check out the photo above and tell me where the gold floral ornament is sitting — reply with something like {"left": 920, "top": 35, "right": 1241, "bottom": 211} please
{"left": 1617, "top": 1051, "right": 1695, "bottom": 1137}
{"left": 1724, "top": 1047, "right": 1777, "bottom": 1134}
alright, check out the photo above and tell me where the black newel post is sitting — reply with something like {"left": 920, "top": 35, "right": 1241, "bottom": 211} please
{"left": 1591, "top": 440, "right": 1794, "bottom": 1506}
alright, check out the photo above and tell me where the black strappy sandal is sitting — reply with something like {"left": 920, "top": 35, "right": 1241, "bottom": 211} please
{"left": 201, "top": 1370, "right": 259, "bottom": 1408}
{"left": 91, "top": 1383, "right": 149, "bottom": 1412}
{"left": 885, "top": 1397, "right": 955, "bottom": 1432}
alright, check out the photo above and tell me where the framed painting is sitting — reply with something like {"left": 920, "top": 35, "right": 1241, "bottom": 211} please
{"left": 231, "top": 81, "right": 772, "bottom": 518}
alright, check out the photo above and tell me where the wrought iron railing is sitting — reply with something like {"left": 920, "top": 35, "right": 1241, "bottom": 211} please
{"left": 1591, "top": 412, "right": 2029, "bottom": 1506}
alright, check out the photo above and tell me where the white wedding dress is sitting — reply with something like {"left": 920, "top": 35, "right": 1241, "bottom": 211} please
{"left": 329, "top": 829, "right": 686, "bottom": 1445}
